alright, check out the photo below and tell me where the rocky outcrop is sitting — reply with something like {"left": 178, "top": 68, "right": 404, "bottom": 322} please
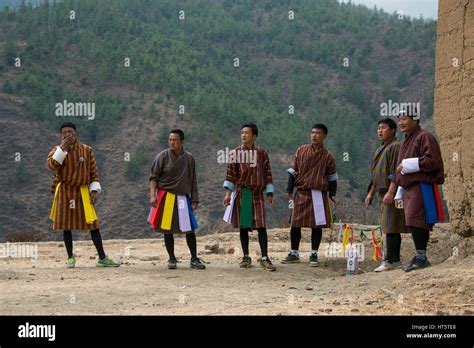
{"left": 434, "top": 0, "right": 473, "bottom": 237}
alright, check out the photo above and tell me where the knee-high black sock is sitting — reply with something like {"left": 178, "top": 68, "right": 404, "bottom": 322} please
{"left": 290, "top": 227, "right": 301, "bottom": 251}
{"left": 257, "top": 228, "right": 268, "bottom": 258}
{"left": 240, "top": 229, "right": 250, "bottom": 255}
{"left": 63, "top": 230, "right": 73, "bottom": 258}
{"left": 410, "top": 227, "right": 429, "bottom": 250}
{"left": 164, "top": 233, "right": 176, "bottom": 260}
{"left": 186, "top": 232, "right": 198, "bottom": 260}
{"left": 90, "top": 229, "right": 106, "bottom": 260}
{"left": 386, "top": 233, "right": 401, "bottom": 263}
{"left": 311, "top": 228, "right": 322, "bottom": 251}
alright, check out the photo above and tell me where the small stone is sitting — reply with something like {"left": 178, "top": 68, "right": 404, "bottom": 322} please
{"left": 152, "top": 261, "right": 157, "bottom": 266}
{"left": 227, "top": 247, "right": 235, "bottom": 254}
{"left": 60, "top": 276, "right": 64, "bottom": 281}
{"left": 204, "top": 240, "right": 219, "bottom": 253}
{"left": 324, "top": 308, "right": 332, "bottom": 313}
{"left": 139, "top": 256, "right": 160, "bottom": 261}
{"left": 305, "top": 287, "right": 313, "bottom": 291}
{"left": 333, "top": 301, "right": 340, "bottom": 305}
{"left": 351, "top": 308, "right": 359, "bottom": 312}
{"left": 31, "top": 265, "right": 36, "bottom": 268}
{"left": 89, "top": 256, "right": 95, "bottom": 260}
{"left": 58, "top": 243, "right": 64, "bottom": 247}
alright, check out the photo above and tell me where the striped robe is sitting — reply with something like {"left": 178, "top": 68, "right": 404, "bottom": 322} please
{"left": 370, "top": 137, "right": 407, "bottom": 234}
{"left": 47, "top": 140, "right": 101, "bottom": 231}
{"left": 395, "top": 126, "right": 444, "bottom": 231}
{"left": 223, "top": 144, "right": 273, "bottom": 229}
{"left": 289, "top": 144, "right": 336, "bottom": 228}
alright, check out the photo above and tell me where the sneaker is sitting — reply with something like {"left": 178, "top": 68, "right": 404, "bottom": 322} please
{"left": 67, "top": 256, "right": 76, "bottom": 268}
{"left": 190, "top": 257, "right": 206, "bottom": 270}
{"left": 404, "top": 257, "right": 431, "bottom": 272}
{"left": 167, "top": 258, "right": 178, "bottom": 269}
{"left": 374, "top": 260, "right": 400, "bottom": 272}
{"left": 239, "top": 255, "right": 252, "bottom": 268}
{"left": 260, "top": 257, "right": 276, "bottom": 272}
{"left": 281, "top": 252, "right": 300, "bottom": 264}
{"left": 309, "top": 253, "right": 318, "bottom": 267}
{"left": 96, "top": 256, "right": 120, "bottom": 267}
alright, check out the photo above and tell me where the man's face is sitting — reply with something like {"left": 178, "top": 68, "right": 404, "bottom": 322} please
{"left": 168, "top": 133, "right": 183, "bottom": 151}
{"left": 377, "top": 123, "right": 395, "bottom": 142}
{"left": 311, "top": 128, "right": 326, "bottom": 144}
{"left": 61, "top": 127, "right": 76, "bottom": 142}
{"left": 241, "top": 127, "right": 256, "bottom": 145}
{"left": 398, "top": 116, "right": 417, "bottom": 134}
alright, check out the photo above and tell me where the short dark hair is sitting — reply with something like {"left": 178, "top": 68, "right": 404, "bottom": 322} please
{"left": 312, "top": 123, "right": 328, "bottom": 135}
{"left": 378, "top": 118, "right": 397, "bottom": 130}
{"left": 60, "top": 122, "right": 76, "bottom": 132}
{"left": 241, "top": 123, "right": 258, "bottom": 137}
{"left": 170, "top": 129, "right": 184, "bottom": 141}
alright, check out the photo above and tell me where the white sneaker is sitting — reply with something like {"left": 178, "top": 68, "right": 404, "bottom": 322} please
{"left": 374, "top": 260, "right": 401, "bottom": 272}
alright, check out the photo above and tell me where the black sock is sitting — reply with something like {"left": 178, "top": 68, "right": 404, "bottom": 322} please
{"left": 311, "top": 228, "right": 322, "bottom": 251}
{"left": 63, "top": 230, "right": 73, "bottom": 258}
{"left": 186, "top": 232, "right": 198, "bottom": 260}
{"left": 164, "top": 233, "right": 176, "bottom": 260}
{"left": 386, "top": 233, "right": 401, "bottom": 263}
{"left": 257, "top": 228, "right": 268, "bottom": 258}
{"left": 90, "top": 229, "right": 106, "bottom": 260}
{"left": 290, "top": 227, "right": 301, "bottom": 251}
{"left": 239, "top": 229, "right": 250, "bottom": 255}
{"left": 410, "top": 227, "right": 429, "bottom": 250}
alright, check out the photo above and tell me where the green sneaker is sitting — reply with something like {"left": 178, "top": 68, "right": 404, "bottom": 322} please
{"left": 309, "top": 253, "right": 318, "bottom": 267}
{"left": 281, "top": 252, "right": 300, "bottom": 264}
{"left": 67, "top": 256, "right": 76, "bottom": 268}
{"left": 96, "top": 256, "right": 121, "bottom": 267}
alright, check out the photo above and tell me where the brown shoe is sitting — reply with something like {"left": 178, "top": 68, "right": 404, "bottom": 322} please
{"left": 260, "top": 256, "right": 276, "bottom": 272}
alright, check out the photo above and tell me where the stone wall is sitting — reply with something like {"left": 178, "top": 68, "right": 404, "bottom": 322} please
{"left": 434, "top": 0, "right": 473, "bottom": 236}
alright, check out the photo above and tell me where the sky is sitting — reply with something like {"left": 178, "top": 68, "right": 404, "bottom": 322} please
{"left": 338, "top": 0, "right": 438, "bottom": 20}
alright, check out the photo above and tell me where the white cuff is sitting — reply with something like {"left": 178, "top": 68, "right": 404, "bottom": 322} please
{"left": 265, "top": 183, "right": 274, "bottom": 194}
{"left": 394, "top": 186, "right": 404, "bottom": 200}
{"left": 328, "top": 173, "right": 338, "bottom": 182}
{"left": 52, "top": 147, "right": 67, "bottom": 164}
{"left": 401, "top": 158, "right": 420, "bottom": 175}
{"left": 89, "top": 181, "right": 102, "bottom": 193}
{"left": 223, "top": 180, "right": 235, "bottom": 192}
{"left": 287, "top": 168, "right": 296, "bottom": 176}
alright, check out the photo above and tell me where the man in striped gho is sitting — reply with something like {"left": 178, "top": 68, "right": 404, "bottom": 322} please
{"left": 48, "top": 122, "right": 120, "bottom": 268}
{"left": 282, "top": 123, "right": 339, "bottom": 267}
{"left": 223, "top": 123, "right": 276, "bottom": 271}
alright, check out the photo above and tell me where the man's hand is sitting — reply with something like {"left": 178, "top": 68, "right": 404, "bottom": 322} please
{"left": 192, "top": 202, "right": 198, "bottom": 210}
{"left": 60, "top": 135, "right": 75, "bottom": 151}
{"left": 383, "top": 191, "right": 395, "bottom": 206}
{"left": 150, "top": 194, "right": 157, "bottom": 208}
{"left": 397, "top": 164, "right": 403, "bottom": 174}
{"left": 268, "top": 195, "right": 273, "bottom": 206}
{"left": 330, "top": 196, "right": 340, "bottom": 205}
{"left": 223, "top": 191, "right": 231, "bottom": 206}
{"left": 90, "top": 191, "right": 98, "bottom": 205}
{"left": 365, "top": 193, "right": 373, "bottom": 206}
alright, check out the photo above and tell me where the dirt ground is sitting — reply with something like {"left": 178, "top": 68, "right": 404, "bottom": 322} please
{"left": 0, "top": 223, "right": 472, "bottom": 315}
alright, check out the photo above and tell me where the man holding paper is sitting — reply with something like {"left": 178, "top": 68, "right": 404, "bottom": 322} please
{"left": 395, "top": 107, "right": 444, "bottom": 272}
{"left": 282, "top": 124, "right": 339, "bottom": 267}
{"left": 223, "top": 123, "right": 276, "bottom": 271}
